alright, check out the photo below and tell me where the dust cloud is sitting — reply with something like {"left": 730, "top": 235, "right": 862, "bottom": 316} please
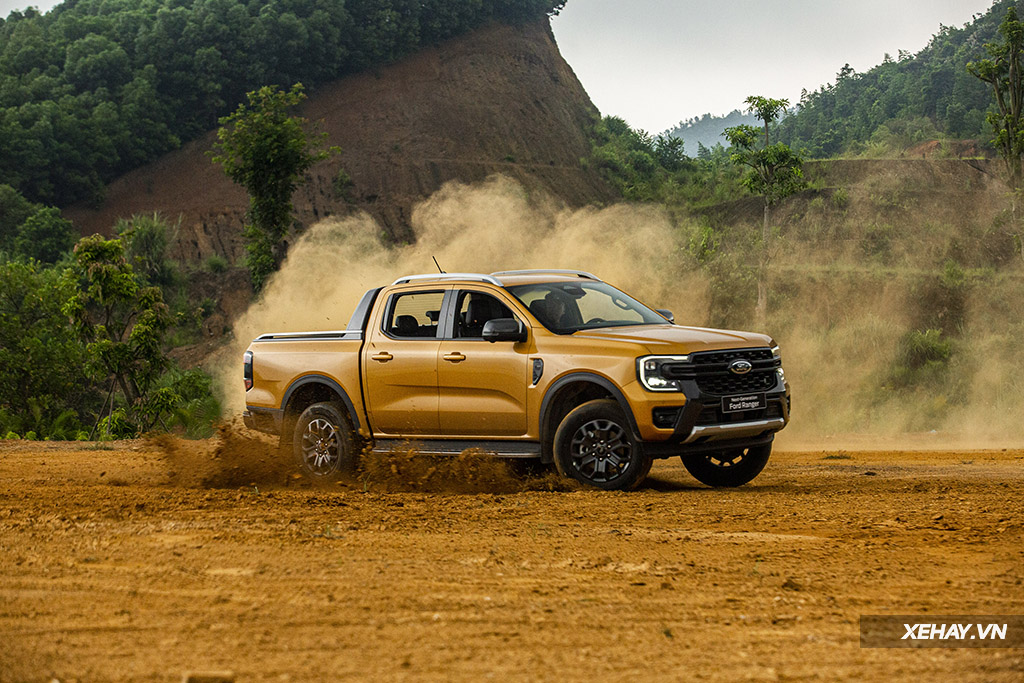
{"left": 216, "top": 174, "right": 706, "bottom": 414}
{"left": 215, "top": 173, "right": 1024, "bottom": 451}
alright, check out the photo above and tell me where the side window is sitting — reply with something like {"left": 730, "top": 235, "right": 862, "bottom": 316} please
{"left": 455, "top": 291, "right": 514, "bottom": 338}
{"left": 385, "top": 291, "right": 445, "bottom": 339}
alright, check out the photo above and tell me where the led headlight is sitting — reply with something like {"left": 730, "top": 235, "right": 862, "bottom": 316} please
{"left": 637, "top": 355, "right": 690, "bottom": 392}
{"left": 770, "top": 342, "right": 781, "bottom": 361}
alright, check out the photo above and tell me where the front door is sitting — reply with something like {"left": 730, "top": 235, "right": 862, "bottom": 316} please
{"left": 437, "top": 289, "right": 530, "bottom": 437}
{"left": 363, "top": 289, "right": 448, "bottom": 436}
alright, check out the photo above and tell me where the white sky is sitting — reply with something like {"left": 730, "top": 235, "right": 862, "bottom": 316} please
{"left": 2, "top": 0, "right": 1001, "bottom": 133}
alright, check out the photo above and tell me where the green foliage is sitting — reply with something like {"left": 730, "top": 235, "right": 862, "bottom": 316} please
{"left": 968, "top": 5, "right": 1024, "bottom": 185}
{"left": 115, "top": 213, "right": 178, "bottom": 290}
{"left": 724, "top": 98, "right": 806, "bottom": 207}
{"left": 777, "top": 1, "right": 1023, "bottom": 156}
{"left": 63, "top": 234, "right": 175, "bottom": 432}
{"left": 890, "top": 328, "right": 955, "bottom": 389}
{"left": 333, "top": 167, "right": 355, "bottom": 202}
{"left": 212, "top": 83, "right": 337, "bottom": 291}
{"left": 0, "top": 184, "right": 74, "bottom": 263}
{"left": 204, "top": 254, "right": 228, "bottom": 274}
{"left": 13, "top": 207, "right": 76, "bottom": 263}
{"left": 0, "top": 259, "right": 93, "bottom": 438}
{"left": 0, "top": 0, "right": 566, "bottom": 206}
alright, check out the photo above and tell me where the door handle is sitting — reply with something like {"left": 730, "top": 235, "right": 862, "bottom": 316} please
{"left": 442, "top": 352, "right": 466, "bottom": 363}
{"left": 371, "top": 352, "right": 393, "bottom": 362}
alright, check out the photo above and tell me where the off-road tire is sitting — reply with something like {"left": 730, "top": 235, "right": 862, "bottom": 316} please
{"left": 292, "top": 402, "right": 357, "bottom": 480}
{"left": 553, "top": 399, "right": 650, "bottom": 491}
{"left": 682, "top": 443, "right": 772, "bottom": 487}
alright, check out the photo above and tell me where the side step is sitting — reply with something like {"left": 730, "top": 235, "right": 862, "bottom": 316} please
{"left": 371, "top": 439, "right": 541, "bottom": 459}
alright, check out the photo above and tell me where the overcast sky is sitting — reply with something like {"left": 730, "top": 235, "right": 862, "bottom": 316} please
{"left": 2, "top": 0, "right": 1000, "bottom": 132}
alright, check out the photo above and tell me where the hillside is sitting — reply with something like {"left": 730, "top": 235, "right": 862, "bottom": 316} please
{"left": 776, "top": 0, "right": 1020, "bottom": 156}
{"left": 663, "top": 109, "right": 757, "bottom": 154}
{"left": 63, "top": 19, "right": 614, "bottom": 262}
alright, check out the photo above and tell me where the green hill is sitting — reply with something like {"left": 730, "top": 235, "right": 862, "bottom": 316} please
{"left": 0, "top": 0, "right": 565, "bottom": 206}
{"left": 776, "top": 0, "right": 1019, "bottom": 157}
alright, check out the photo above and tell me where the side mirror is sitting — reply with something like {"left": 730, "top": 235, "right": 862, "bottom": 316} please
{"left": 482, "top": 318, "right": 527, "bottom": 343}
{"left": 656, "top": 308, "right": 675, "bottom": 324}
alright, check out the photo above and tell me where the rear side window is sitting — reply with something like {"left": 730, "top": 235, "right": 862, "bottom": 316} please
{"left": 385, "top": 291, "right": 445, "bottom": 338}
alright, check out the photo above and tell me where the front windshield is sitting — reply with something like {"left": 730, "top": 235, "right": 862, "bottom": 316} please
{"left": 507, "top": 281, "right": 669, "bottom": 334}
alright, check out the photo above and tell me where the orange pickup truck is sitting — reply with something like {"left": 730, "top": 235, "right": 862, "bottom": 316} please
{"left": 242, "top": 270, "right": 790, "bottom": 490}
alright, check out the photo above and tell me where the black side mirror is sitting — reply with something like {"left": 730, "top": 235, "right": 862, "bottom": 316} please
{"left": 656, "top": 308, "right": 675, "bottom": 324}
{"left": 482, "top": 318, "right": 527, "bottom": 343}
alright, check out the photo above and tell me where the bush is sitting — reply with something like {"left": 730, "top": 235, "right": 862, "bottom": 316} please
{"left": 204, "top": 254, "right": 229, "bottom": 273}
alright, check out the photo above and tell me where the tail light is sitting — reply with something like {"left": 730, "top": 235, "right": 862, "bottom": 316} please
{"left": 243, "top": 351, "right": 253, "bottom": 391}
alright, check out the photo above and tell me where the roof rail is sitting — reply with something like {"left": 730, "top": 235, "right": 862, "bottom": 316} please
{"left": 491, "top": 269, "right": 600, "bottom": 281}
{"left": 391, "top": 273, "right": 503, "bottom": 286}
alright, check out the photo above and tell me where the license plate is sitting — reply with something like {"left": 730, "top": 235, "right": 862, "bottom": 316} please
{"left": 722, "top": 393, "right": 766, "bottom": 413}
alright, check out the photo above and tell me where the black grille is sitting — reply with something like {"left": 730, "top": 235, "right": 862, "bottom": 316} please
{"left": 664, "top": 347, "right": 780, "bottom": 397}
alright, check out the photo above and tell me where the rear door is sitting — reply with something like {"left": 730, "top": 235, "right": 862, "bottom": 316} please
{"left": 363, "top": 288, "right": 450, "bottom": 436}
{"left": 437, "top": 288, "right": 531, "bottom": 437}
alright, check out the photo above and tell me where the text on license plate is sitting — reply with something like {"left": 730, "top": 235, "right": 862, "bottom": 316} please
{"left": 722, "top": 393, "right": 766, "bottom": 412}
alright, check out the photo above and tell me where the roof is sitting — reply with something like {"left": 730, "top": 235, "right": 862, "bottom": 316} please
{"left": 390, "top": 269, "right": 600, "bottom": 287}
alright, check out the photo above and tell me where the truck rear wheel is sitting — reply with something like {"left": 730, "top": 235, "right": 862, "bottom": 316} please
{"left": 292, "top": 402, "right": 357, "bottom": 480}
{"left": 682, "top": 444, "right": 771, "bottom": 487}
{"left": 553, "top": 399, "right": 650, "bottom": 491}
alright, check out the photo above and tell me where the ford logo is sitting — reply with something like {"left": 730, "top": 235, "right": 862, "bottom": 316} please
{"left": 729, "top": 359, "right": 753, "bottom": 375}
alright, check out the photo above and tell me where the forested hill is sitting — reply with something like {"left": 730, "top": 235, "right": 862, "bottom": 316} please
{"left": 0, "top": 0, "right": 565, "bottom": 207}
{"left": 777, "top": 0, "right": 1019, "bottom": 157}
{"left": 663, "top": 110, "right": 757, "bottom": 156}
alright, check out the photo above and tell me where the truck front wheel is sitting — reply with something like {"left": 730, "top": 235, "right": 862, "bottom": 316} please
{"left": 292, "top": 402, "right": 357, "bottom": 480}
{"left": 682, "top": 444, "right": 771, "bottom": 487}
{"left": 553, "top": 399, "right": 651, "bottom": 490}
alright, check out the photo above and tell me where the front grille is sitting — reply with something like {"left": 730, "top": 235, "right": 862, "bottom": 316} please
{"left": 664, "top": 347, "right": 780, "bottom": 397}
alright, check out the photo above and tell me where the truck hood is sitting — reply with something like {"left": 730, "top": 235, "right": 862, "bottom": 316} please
{"left": 571, "top": 324, "right": 772, "bottom": 354}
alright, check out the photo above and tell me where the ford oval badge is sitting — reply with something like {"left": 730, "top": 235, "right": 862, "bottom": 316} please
{"left": 729, "top": 359, "right": 753, "bottom": 375}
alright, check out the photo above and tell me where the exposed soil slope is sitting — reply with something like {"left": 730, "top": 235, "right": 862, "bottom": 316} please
{"left": 1, "top": 440, "right": 1022, "bottom": 681}
{"left": 63, "top": 19, "right": 614, "bottom": 263}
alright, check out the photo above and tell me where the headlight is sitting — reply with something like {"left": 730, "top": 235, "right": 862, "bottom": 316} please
{"left": 770, "top": 343, "right": 781, "bottom": 361}
{"left": 637, "top": 355, "right": 690, "bottom": 392}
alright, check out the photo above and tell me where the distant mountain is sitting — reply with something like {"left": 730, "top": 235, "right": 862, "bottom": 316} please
{"left": 776, "top": 0, "right": 1020, "bottom": 157}
{"left": 664, "top": 110, "right": 757, "bottom": 155}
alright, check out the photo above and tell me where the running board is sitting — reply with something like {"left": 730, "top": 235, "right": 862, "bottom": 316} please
{"left": 371, "top": 439, "right": 541, "bottom": 459}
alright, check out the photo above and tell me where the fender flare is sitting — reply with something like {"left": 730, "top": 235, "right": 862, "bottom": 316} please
{"left": 539, "top": 372, "right": 641, "bottom": 453}
{"left": 280, "top": 374, "right": 361, "bottom": 432}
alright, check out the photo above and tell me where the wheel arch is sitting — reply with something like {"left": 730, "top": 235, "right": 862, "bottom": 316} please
{"left": 280, "top": 375, "right": 360, "bottom": 442}
{"left": 538, "top": 373, "right": 640, "bottom": 463}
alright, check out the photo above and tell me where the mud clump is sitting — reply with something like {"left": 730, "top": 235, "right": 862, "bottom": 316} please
{"left": 154, "top": 419, "right": 291, "bottom": 489}
{"left": 357, "top": 444, "right": 577, "bottom": 494}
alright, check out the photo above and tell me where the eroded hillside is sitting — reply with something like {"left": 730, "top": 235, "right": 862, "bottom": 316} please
{"left": 64, "top": 19, "right": 614, "bottom": 262}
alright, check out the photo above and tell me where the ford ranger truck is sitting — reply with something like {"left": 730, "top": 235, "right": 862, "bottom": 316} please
{"left": 242, "top": 270, "right": 790, "bottom": 490}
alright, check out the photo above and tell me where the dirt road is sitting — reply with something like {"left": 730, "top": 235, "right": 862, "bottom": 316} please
{"left": 1, "top": 438, "right": 1022, "bottom": 682}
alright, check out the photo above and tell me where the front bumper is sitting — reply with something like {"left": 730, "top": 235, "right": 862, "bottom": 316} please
{"left": 639, "top": 373, "right": 790, "bottom": 458}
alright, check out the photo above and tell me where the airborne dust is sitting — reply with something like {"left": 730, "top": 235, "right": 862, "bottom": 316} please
{"left": 213, "top": 173, "right": 1024, "bottom": 453}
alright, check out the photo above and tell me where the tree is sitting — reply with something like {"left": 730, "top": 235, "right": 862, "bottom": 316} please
{"left": 62, "top": 235, "right": 175, "bottom": 436}
{"left": 724, "top": 95, "right": 806, "bottom": 325}
{"left": 0, "top": 259, "right": 93, "bottom": 439}
{"left": 967, "top": 5, "right": 1024, "bottom": 261}
{"left": 13, "top": 207, "right": 75, "bottom": 263}
{"left": 211, "top": 83, "right": 336, "bottom": 291}
{"left": 967, "top": 6, "right": 1024, "bottom": 188}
